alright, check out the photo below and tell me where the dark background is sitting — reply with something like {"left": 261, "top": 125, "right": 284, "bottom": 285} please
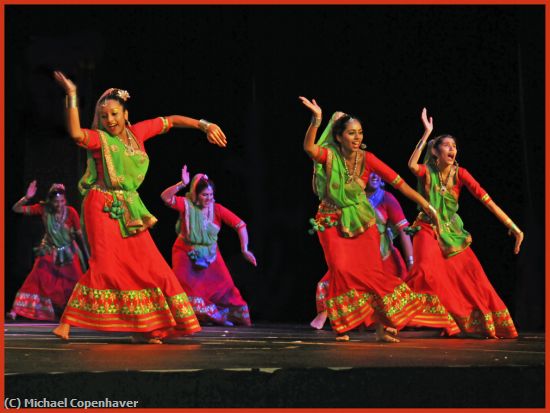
{"left": 4, "top": 5, "right": 545, "bottom": 329}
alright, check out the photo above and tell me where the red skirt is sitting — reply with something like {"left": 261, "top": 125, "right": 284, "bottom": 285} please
{"left": 405, "top": 222, "right": 517, "bottom": 338}
{"left": 60, "top": 189, "right": 201, "bottom": 338}
{"left": 317, "top": 222, "right": 427, "bottom": 334}
{"left": 11, "top": 251, "right": 84, "bottom": 321}
{"left": 315, "top": 245, "right": 408, "bottom": 314}
{"left": 172, "top": 237, "right": 251, "bottom": 326}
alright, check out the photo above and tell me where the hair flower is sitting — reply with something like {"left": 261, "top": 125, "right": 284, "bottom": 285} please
{"left": 116, "top": 89, "right": 131, "bottom": 101}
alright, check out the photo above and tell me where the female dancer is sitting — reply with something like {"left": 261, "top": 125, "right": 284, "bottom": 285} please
{"left": 405, "top": 108, "right": 523, "bottom": 338}
{"left": 300, "top": 97, "right": 457, "bottom": 342}
{"left": 311, "top": 172, "right": 413, "bottom": 329}
{"left": 8, "top": 181, "right": 88, "bottom": 321}
{"left": 161, "top": 166, "right": 257, "bottom": 326}
{"left": 52, "top": 71, "right": 227, "bottom": 343}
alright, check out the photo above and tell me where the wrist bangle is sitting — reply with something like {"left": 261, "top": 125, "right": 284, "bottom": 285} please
{"left": 65, "top": 94, "right": 78, "bottom": 109}
{"left": 198, "top": 119, "right": 212, "bottom": 133}
{"left": 177, "top": 181, "right": 186, "bottom": 190}
{"left": 311, "top": 116, "right": 322, "bottom": 128}
{"left": 416, "top": 138, "right": 427, "bottom": 150}
{"left": 407, "top": 256, "right": 414, "bottom": 264}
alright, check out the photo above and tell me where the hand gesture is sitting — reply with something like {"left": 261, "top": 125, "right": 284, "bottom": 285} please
{"left": 508, "top": 228, "right": 524, "bottom": 254}
{"left": 242, "top": 249, "right": 257, "bottom": 267}
{"left": 181, "top": 165, "right": 190, "bottom": 187}
{"left": 299, "top": 96, "right": 322, "bottom": 119}
{"left": 421, "top": 107, "right": 433, "bottom": 134}
{"left": 53, "top": 71, "right": 77, "bottom": 95}
{"left": 205, "top": 123, "right": 227, "bottom": 148}
{"left": 26, "top": 180, "right": 37, "bottom": 199}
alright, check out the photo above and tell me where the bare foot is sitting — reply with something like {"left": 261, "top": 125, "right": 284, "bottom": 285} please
{"left": 52, "top": 323, "right": 70, "bottom": 340}
{"left": 310, "top": 311, "right": 328, "bottom": 330}
{"left": 375, "top": 324, "right": 400, "bottom": 343}
{"left": 131, "top": 334, "right": 163, "bottom": 344}
{"left": 335, "top": 334, "right": 350, "bottom": 342}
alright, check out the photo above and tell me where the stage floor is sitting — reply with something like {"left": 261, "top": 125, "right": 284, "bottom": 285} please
{"left": 4, "top": 322, "right": 546, "bottom": 408}
{"left": 4, "top": 322, "right": 545, "bottom": 373}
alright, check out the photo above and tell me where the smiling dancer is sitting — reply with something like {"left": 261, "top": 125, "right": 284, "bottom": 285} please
{"left": 300, "top": 97, "right": 458, "bottom": 342}
{"left": 51, "top": 71, "right": 227, "bottom": 343}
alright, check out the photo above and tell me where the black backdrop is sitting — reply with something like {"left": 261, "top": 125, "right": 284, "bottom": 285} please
{"left": 4, "top": 5, "right": 545, "bottom": 328}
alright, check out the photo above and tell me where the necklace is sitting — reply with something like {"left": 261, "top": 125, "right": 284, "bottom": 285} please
{"left": 438, "top": 166, "right": 453, "bottom": 195}
{"left": 343, "top": 151, "right": 359, "bottom": 183}
{"left": 52, "top": 206, "right": 67, "bottom": 231}
{"left": 117, "top": 129, "right": 139, "bottom": 155}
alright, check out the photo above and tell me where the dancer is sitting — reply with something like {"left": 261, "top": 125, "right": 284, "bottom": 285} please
{"left": 52, "top": 71, "right": 227, "bottom": 343}
{"left": 161, "top": 166, "right": 257, "bottom": 326}
{"left": 8, "top": 181, "right": 88, "bottom": 321}
{"left": 300, "top": 97, "right": 456, "bottom": 342}
{"left": 311, "top": 172, "right": 413, "bottom": 329}
{"left": 405, "top": 108, "right": 523, "bottom": 338}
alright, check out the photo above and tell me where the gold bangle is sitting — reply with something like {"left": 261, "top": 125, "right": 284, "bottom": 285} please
{"left": 198, "top": 119, "right": 212, "bottom": 133}
{"left": 65, "top": 94, "right": 78, "bottom": 109}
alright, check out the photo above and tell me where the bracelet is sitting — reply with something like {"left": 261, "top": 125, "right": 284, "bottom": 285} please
{"left": 427, "top": 204, "right": 437, "bottom": 216}
{"left": 406, "top": 256, "right": 414, "bottom": 265}
{"left": 198, "top": 119, "right": 212, "bottom": 133}
{"left": 416, "top": 138, "right": 427, "bottom": 150}
{"left": 19, "top": 196, "right": 28, "bottom": 203}
{"left": 310, "top": 116, "right": 322, "bottom": 128}
{"left": 177, "top": 181, "right": 186, "bottom": 190}
{"left": 65, "top": 94, "right": 78, "bottom": 109}
{"left": 510, "top": 223, "right": 522, "bottom": 235}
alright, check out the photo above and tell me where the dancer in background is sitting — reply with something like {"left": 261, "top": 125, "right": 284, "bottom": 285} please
{"left": 405, "top": 108, "right": 523, "bottom": 338}
{"left": 8, "top": 181, "right": 88, "bottom": 321}
{"left": 161, "top": 166, "right": 257, "bottom": 326}
{"left": 311, "top": 172, "right": 413, "bottom": 329}
{"left": 300, "top": 96, "right": 458, "bottom": 342}
{"left": 52, "top": 71, "right": 227, "bottom": 343}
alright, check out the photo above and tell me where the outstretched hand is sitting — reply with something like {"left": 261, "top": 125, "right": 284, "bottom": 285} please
{"left": 26, "top": 180, "right": 37, "bottom": 199}
{"left": 242, "top": 250, "right": 257, "bottom": 267}
{"left": 53, "top": 71, "right": 77, "bottom": 95}
{"left": 181, "top": 165, "right": 190, "bottom": 187}
{"left": 509, "top": 228, "right": 524, "bottom": 254}
{"left": 299, "top": 96, "right": 322, "bottom": 119}
{"left": 421, "top": 107, "right": 433, "bottom": 134}
{"left": 205, "top": 123, "right": 227, "bottom": 148}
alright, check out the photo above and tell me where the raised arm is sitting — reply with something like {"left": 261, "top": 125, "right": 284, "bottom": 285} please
{"left": 160, "top": 165, "right": 190, "bottom": 205}
{"left": 166, "top": 116, "right": 227, "bottom": 148}
{"left": 53, "top": 71, "right": 86, "bottom": 143}
{"left": 299, "top": 96, "right": 323, "bottom": 159}
{"left": 12, "top": 180, "right": 37, "bottom": 213}
{"left": 408, "top": 107, "right": 433, "bottom": 175}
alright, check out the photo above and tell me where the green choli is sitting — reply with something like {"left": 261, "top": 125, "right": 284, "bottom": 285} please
{"left": 78, "top": 130, "right": 157, "bottom": 238}
{"left": 419, "top": 163, "right": 472, "bottom": 257}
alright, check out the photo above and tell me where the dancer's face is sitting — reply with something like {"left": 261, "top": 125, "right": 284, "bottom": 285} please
{"left": 51, "top": 195, "right": 66, "bottom": 213}
{"left": 336, "top": 119, "right": 363, "bottom": 153}
{"left": 197, "top": 186, "right": 214, "bottom": 208}
{"left": 98, "top": 99, "right": 128, "bottom": 137}
{"left": 433, "top": 137, "right": 457, "bottom": 167}
{"left": 367, "top": 173, "right": 382, "bottom": 191}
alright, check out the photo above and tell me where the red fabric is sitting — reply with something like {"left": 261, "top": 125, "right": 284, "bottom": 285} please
{"left": 314, "top": 148, "right": 404, "bottom": 188}
{"left": 416, "top": 164, "right": 490, "bottom": 203}
{"left": 60, "top": 118, "right": 201, "bottom": 337}
{"left": 170, "top": 198, "right": 251, "bottom": 326}
{"left": 317, "top": 223, "right": 424, "bottom": 333}
{"left": 405, "top": 221, "right": 517, "bottom": 338}
{"left": 11, "top": 205, "right": 84, "bottom": 321}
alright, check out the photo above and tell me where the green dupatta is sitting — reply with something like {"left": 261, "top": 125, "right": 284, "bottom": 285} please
{"left": 418, "top": 162, "right": 472, "bottom": 257}
{"left": 34, "top": 206, "right": 88, "bottom": 270}
{"left": 312, "top": 113, "right": 376, "bottom": 238}
{"left": 177, "top": 197, "right": 220, "bottom": 268}
{"left": 78, "top": 130, "right": 157, "bottom": 238}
